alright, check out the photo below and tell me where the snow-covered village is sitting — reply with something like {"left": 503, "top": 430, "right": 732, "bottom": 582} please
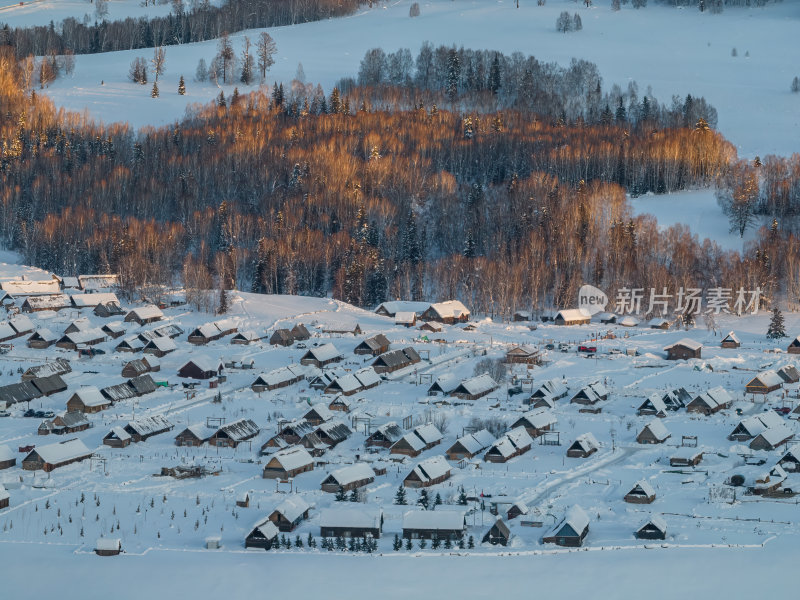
{"left": 0, "top": 0, "right": 799, "bottom": 597}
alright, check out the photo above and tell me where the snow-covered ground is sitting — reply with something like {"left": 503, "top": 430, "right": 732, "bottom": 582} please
{"left": 15, "top": 0, "right": 797, "bottom": 158}
{"left": 629, "top": 189, "right": 765, "bottom": 253}
{"left": 2, "top": 253, "right": 800, "bottom": 595}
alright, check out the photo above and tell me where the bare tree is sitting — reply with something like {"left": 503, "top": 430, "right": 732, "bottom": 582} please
{"left": 151, "top": 46, "right": 166, "bottom": 82}
{"left": 217, "top": 33, "right": 234, "bottom": 84}
{"left": 256, "top": 32, "right": 277, "bottom": 81}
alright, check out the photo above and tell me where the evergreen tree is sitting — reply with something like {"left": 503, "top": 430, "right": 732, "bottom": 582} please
{"left": 394, "top": 485, "right": 407, "bottom": 504}
{"left": 348, "top": 489, "right": 360, "bottom": 502}
{"left": 151, "top": 80, "right": 159, "bottom": 98}
{"left": 457, "top": 486, "right": 468, "bottom": 506}
{"left": 681, "top": 309, "right": 695, "bottom": 330}
{"left": 393, "top": 533, "right": 402, "bottom": 551}
{"left": 405, "top": 537, "right": 413, "bottom": 550}
{"left": 335, "top": 488, "right": 347, "bottom": 501}
{"left": 458, "top": 537, "right": 465, "bottom": 550}
{"left": 335, "top": 536, "right": 346, "bottom": 551}
{"left": 434, "top": 493, "right": 443, "bottom": 507}
{"left": 488, "top": 53, "right": 501, "bottom": 95}
{"left": 417, "top": 489, "right": 430, "bottom": 510}
{"left": 444, "top": 538, "right": 452, "bottom": 549}
{"left": 767, "top": 307, "right": 787, "bottom": 339}
{"left": 418, "top": 538, "right": 427, "bottom": 549}
{"left": 615, "top": 97, "right": 626, "bottom": 122}
{"left": 431, "top": 537, "right": 441, "bottom": 549}
{"left": 217, "top": 287, "right": 229, "bottom": 314}
{"left": 178, "top": 75, "right": 185, "bottom": 95}
{"left": 467, "top": 535, "right": 475, "bottom": 549}
{"left": 217, "top": 90, "right": 226, "bottom": 108}
{"left": 446, "top": 48, "right": 460, "bottom": 100}
{"left": 307, "top": 533, "right": 315, "bottom": 548}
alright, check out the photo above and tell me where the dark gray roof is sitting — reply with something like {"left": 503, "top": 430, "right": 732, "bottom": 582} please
{"left": 31, "top": 374, "right": 68, "bottom": 396}
{"left": 128, "top": 374, "right": 157, "bottom": 396}
{"left": 0, "top": 380, "right": 42, "bottom": 404}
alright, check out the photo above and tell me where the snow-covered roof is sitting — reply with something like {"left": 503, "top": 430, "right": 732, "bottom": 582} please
{"left": 251, "top": 519, "right": 279, "bottom": 541}
{"left": 117, "top": 335, "right": 145, "bottom": 350}
{"left": 95, "top": 538, "right": 121, "bottom": 551}
{"left": 27, "top": 438, "right": 91, "bottom": 464}
{"left": 619, "top": 316, "right": 640, "bottom": 327}
{"left": 305, "top": 403, "right": 334, "bottom": 422}
{"left": 664, "top": 338, "right": 703, "bottom": 351}
{"left": 640, "top": 393, "right": 667, "bottom": 414}
{"left": 216, "top": 418, "right": 259, "bottom": 441}
{"left": 395, "top": 311, "right": 417, "bottom": 324}
{"left": 429, "top": 374, "right": 460, "bottom": 394}
{"left": 428, "top": 300, "right": 470, "bottom": 320}
{"left": 0, "top": 485, "right": 8, "bottom": 502}
{"left": 9, "top": 315, "right": 34, "bottom": 333}
{"left": 272, "top": 496, "right": 310, "bottom": 522}
{"left": 1, "top": 279, "right": 60, "bottom": 295}
{"left": 60, "top": 327, "right": 105, "bottom": 344}
{"left": 555, "top": 309, "right": 591, "bottom": 321}
{"left": 107, "top": 426, "right": 132, "bottom": 442}
{"left": 533, "top": 378, "right": 568, "bottom": 399}
{"left": 641, "top": 419, "right": 670, "bottom": 441}
{"left": 78, "top": 274, "right": 119, "bottom": 290}
{"left": 28, "top": 328, "right": 58, "bottom": 343}
{"left": 451, "top": 429, "right": 495, "bottom": 455}
{"left": 271, "top": 446, "right": 314, "bottom": 471}
{"left": 722, "top": 331, "right": 741, "bottom": 343}
{"left": 454, "top": 373, "right": 498, "bottom": 396}
{"left": 571, "top": 432, "right": 600, "bottom": 452}
{"left": 23, "top": 294, "right": 72, "bottom": 309}
{"left": 0, "top": 322, "right": 16, "bottom": 339}
{"left": 629, "top": 479, "right": 656, "bottom": 497}
{"left": 182, "top": 355, "right": 223, "bottom": 373}
{"left": 752, "top": 423, "right": 794, "bottom": 448}
{"left": 305, "top": 343, "right": 342, "bottom": 362}
{"left": 640, "top": 515, "right": 667, "bottom": 533}
{"left": 320, "top": 505, "right": 382, "bottom": 529}
{"left": 414, "top": 423, "right": 443, "bottom": 445}
{"left": 402, "top": 509, "right": 465, "bottom": 530}
{"left": 70, "top": 386, "right": 108, "bottom": 407}
{"left": 127, "top": 305, "right": 163, "bottom": 321}
{"left": 549, "top": 504, "right": 589, "bottom": 537}
{"left": 747, "top": 370, "right": 784, "bottom": 389}
{"left": 354, "top": 367, "right": 381, "bottom": 388}
{"left": 408, "top": 455, "right": 450, "bottom": 482}
{"left": 254, "top": 364, "right": 311, "bottom": 387}
{"left": 376, "top": 301, "right": 430, "bottom": 315}
{"left": 71, "top": 293, "right": 119, "bottom": 308}
{"left": 490, "top": 427, "right": 533, "bottom": 458}
{"left": 126, "top": 415, "right": 173, "bottom": 437}
{"left": 24, "top": 358, "right": 71, "bottom": 379}
{"left": 0, "top": 444, "right": 14, "bottom": 462}
{"left": 144, "top": 336, "right": 177, "bottom": 352}
{"left": 517, "top": 408, "right": 558, "bottom": 429}
{"left": 322, "top": 463, "right": 375, "bottom": 487}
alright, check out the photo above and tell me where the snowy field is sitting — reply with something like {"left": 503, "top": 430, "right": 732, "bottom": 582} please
{"left": 0, "top": 0, "right": 217, "bottom": 27}
{"left": 2, "top": 253, "right": 800, "bottom": 595}
{"left": 4, "top": 0, "right": 793, "bottom": 159}
{"left": 629, "top": 189, "right": 765, "bottom": 253}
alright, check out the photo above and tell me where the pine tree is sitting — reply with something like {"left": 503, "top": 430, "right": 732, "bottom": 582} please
{"left": 431, "top": 537, "right": 441, "bottom": 549}
{"left": 405, "top": 538, "right": 413, "bottom": 550}
{"left": 444, "top": 538, "right": 452, "bottom": 549}
{"left": 307, "top": 533, "right": 315, "bottom": 548}
{"left": 488, "top": 53, "right": 501, "bottom": 95}
{"left": 217, "top": 287, "right": 229, "bottom": 314}
{"left": 767, "top": 307, "right": 787, "bottom": 339}
{"left": 217, "top": 90, "right": 226, "bottom": 108}
{"left": 393, "top": 534, "right": 402, "bottom": 551}
{"left": 394, "top": 486, "right": 407, "bottom": 505}
{"left": 467, "top": 535, "right": 475, "bottom": 549}
{"left": 434, "top": 493, "right": 443, "bottom": 507}
{"left": 418, "top": 538, "right": 427, "bottom": 549}
{"left": 446, "top": 48, "right": 460, "bottom": 100}
{"left": 681, "top": 310, "right": 695, "bottom": 330}
{"left": 457, "top": 486, "right": 468, "bottom": 506}
{"left": 417, "top": 489, "right": 430, "bottom": 510}
{"left": 348, "top": 489, "right": 359, "bottom": 502}
{"left": 151, "top": 80, "right": 159, "bottom": 98}
{"left": 335, "top": 488, "right": 347, "bottom": 501}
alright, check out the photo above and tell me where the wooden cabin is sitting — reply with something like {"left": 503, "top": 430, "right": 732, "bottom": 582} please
{"left": 542, "top": 505, "right": 589, "bottom": 547}
{"left": 262, "top": 446, "right": 314, "bottom": 479}
{"left": 320, "top": 506, "right": 383, "bottom": 539}
{"left": 483, "top": 518, "right": 511, "bottom": 546}
{"left": 320, "top": 463, "right": 375, "bottom": 493}
{"left": 177, "top": 357, "right": 223, "bottom": 379}
{"left": 420, "top": 301, "right": 470, "bottom": 324}
{"left": 269, "top": 328, "right": 294, "bottom": 347}
{"left": 567, "top": 433, "right": 599, "bottom": 458}
{"left": 354, "top": 334, "right": 391, "bottom": 356}
{"left": 403, "top": 455, "right": 451, "bottom": 488}
{"left": 22, "top": 438, "right": 92, "bottom": 472}
{"left": 290, "top": 323, "right": 311, "bottom": 341}
{"left": 788, "top": 336, "right": 800, "bottom": 354}
{"left": 299, "top": 343, "right": 343, "bottom": 368}
{"left": 664, "top": 338, "right": 702, "bottom": 360}
{"left": 445, "top": 429, "right": 495, "bottom": 461}
{"left": 635, "top": 516, "right": 667, "bottom": 541}
{"left": 245, "top": 519, "right": 279, "bottom": 550}
{"left": 505, "top": 345, "right": 541, "bottom": 365}
{"left": 553, "top": 309, "right": 591, "bottom": 326}
{"left": 0, "top": 445, "right": 17, "bottom": 470}
{"left": 208, "top": 419, "right": 260, "bottom": 448}
{"left": 66, "top": 387, "right": 110, "bottom": 413}
{"left": 511, "top": 409, "right": 557, "bottom": 438}
{"left": 94, "top": 538, "right": 122, "bottom": 556}
{"left": 450, "top": 374, "right": 498, "bottom": 401}
{"left": 484, "top": 427, "right": 532, "bottom": 463}
{"left": 268, "top": 496, "right": 310, "bottom": 532}
{"left": 370, "top": 347, "right": 421, "bottom": 374}
{"left": 745, "top": 370, "right": 783, "bottom": 395}
{"left": 721, "top": 332, "right": 741, "bottom": 348}
{"left": 102, "top": 427, "right": 132, "bottom": 448}
{"left": 670, "top": 447, "right": 704, "bottom": 467}
{"left": 123, "top": 305, "right": 163, "bottom": 325}
{"left": 27, "top": 329, "right": 58, "bottom": 349}
{"left": 402, "top": 510, "right": 466, "bottom": 540}
{"left": 174, "top": 425, "right": 214, "bottom": 447}
{"left": 636, "top": 420, "right": 671, "bottom": 444}
{"left": 365, "top": 422, "right": 404, "bottom": 448}
{"left": 686, "top": 387, "right": 732, "bottom": 415}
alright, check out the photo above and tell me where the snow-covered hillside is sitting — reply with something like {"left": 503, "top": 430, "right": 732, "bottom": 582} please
{"left": 20, "top": 0, "right": 799, "bottom": 158}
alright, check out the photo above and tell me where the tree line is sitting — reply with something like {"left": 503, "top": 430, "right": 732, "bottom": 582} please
{"left": 1, "top": 47, "right": 799, "bottom": 315}
{"left": 0, "top": 0, "right": 361, "bottom": 58}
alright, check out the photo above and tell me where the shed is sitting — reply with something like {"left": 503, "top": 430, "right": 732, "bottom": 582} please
{"left": 372, "top": 347, "right": 423, "bottom": 374}
{"left": 31, "top": 374, "right": 67, "bottom": 397}
{"left": 635, "top": 516, "right": 667, "bottom": 540}
{"left": 303, "top": 403, "right": 334, "bottom": 426}
{"left": 115, "top": 335, "right": 145, "bottom": 353}
{"left": 482, "top": 518, "right": 511, "bottom": 546}
{"left": 208, "top": 418, "right": 260, "bottom": 448}
{"left": 570, "top": 382, "right": 609, "bottom": 405}
{"left": 395, "top": 312, "right": 417, "bottom": 327}
{"left": 269, "top": 328, "right": 295, "bottom": 347}
{"left": 124, "top": 415, "right": 174, "bottom": 442}
{"left": 686, "top": 386, "right": 732, "bottom": 415}
{"left": 720, "top": 331, "right": 741, "bottom": 348}
{"left": 637, "top": 394, "right": 668, "bottom": 418}
{"left": 567, "top": 432, "right": 599, "bottom": 458}
{"left": 174, "top": 425, "right": 214, "bottom": 447}
{"left": 484, "top": 427, "right": 533, "bottom": 463}
{"left": 103, "top": 427, "right": 132, "bottom": 448}
{"left": 451, "top": 374, "right": 498, "bottom": 400}
{"left": 624, "top": 480, "right": 656, "bottom": 504}
{"left": 94, "top": 538, "right": 122, "bottom": 556}
{"left": 0, "top": 444, "right": 17, "bottom": 470}
{"left": 670, "top": 447, "right": 704, "bottom": 467}
{"left": 788, "top": 336, "right": 800, "bottom": 354}
{"left": 366, "top": 422, "right": 404, "bottom": 448}
{"left": 290, "top": 323, "right": 311, "bottom": 341}
{"left": 777, "top": 365, "right": 800, "bottom": 384}
{"left": 94, "top": 301, "right": 125, "bottom": 318}
{"left": 143, "top": 336, "right": 177, "bottom": 357}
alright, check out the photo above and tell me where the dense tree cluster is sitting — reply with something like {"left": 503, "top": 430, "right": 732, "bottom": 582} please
{"left": 355, "top": 44, "right": 719, "bottom": 133}
{"left": 0, "top": 0, "right": 361, "bottom": 58}
{"left": 0, "top": 47, "right": 799, "bottom": 314}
